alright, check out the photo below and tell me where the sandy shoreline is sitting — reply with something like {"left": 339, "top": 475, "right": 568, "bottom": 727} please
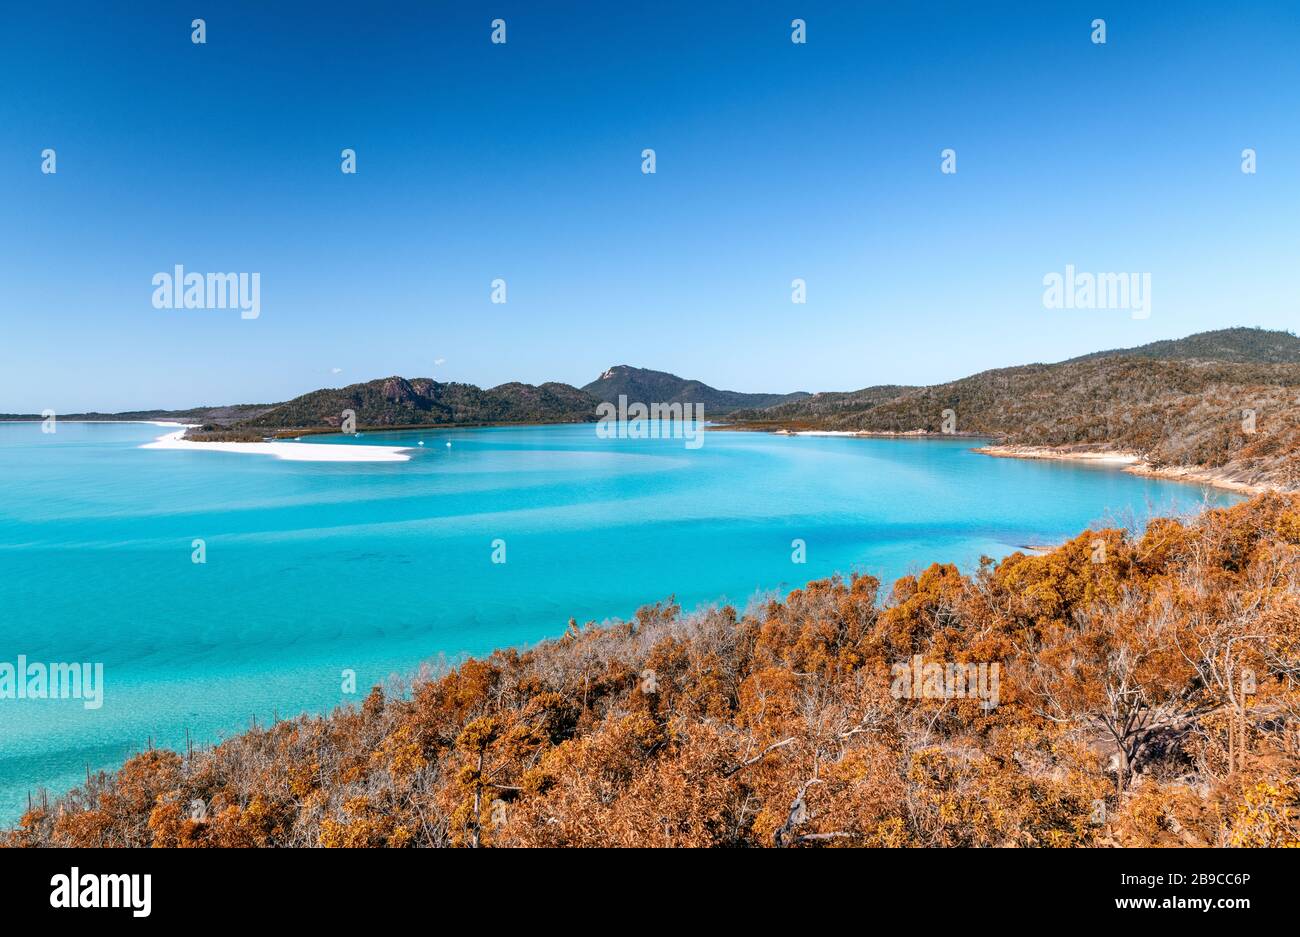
{"left": 974, "top": 444, "right": 1270, "bottom": 495}
{"left": 141, "top": 426, "right": 413, "bottom": 462}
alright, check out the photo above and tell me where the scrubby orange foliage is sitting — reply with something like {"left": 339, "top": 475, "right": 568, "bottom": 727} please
{"left": 7, "top": 495, "right": 1299, "bottom": 848}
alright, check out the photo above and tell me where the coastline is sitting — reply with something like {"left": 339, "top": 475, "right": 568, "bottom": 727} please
{"left": 726, "top": 423, "right": 1279, "bottom": 497}
{"left": 141, "top": 426, "right": 413, "bottom": 462}
{"left": 974, "top": 444, "right": 1273, "bottom": 496}
{"left": 16, "top": 417, "right": 1281, "bottom": 492}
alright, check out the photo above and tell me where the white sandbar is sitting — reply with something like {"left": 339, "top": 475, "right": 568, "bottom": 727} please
{"left": 141, "top": 427, "right": 412, "bottom": 462}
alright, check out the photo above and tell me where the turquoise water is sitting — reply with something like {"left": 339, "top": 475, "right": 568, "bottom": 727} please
{"left": 0, "top": 420, "right": 1238, "bottom": 821}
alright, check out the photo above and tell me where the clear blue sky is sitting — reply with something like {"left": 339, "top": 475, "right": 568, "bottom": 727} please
{"left": 2, "top": 1, "right": 1298, "bottom": 412}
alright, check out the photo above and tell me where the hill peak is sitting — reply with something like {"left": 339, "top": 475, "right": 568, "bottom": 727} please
{"left": 583, "top": 366, "right": 808, "bottom": 414}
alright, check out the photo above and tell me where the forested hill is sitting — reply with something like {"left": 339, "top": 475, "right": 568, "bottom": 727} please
{"left": 583, "top": 365, "right": 809, "bottom": 413}
{"left": 729, "top": 328, "right": 1300, "bottom": 490}
{"left": 1, "top": 365, "right": 804, "bottom": 433}
{"left": 1065, "top": 327, "right": 1300, "bottom": 365}
{"left": 236, "top": 377, "right": 600, "bottom": 431}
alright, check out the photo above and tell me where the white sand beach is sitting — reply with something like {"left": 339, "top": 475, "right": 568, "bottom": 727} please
{"left": 975, "top": 444, "right": 1271, "bottom": 495}
{"left": 141, "top": 427, "right": 413, "bottom": 462}
{"left": 975, "top": 444, "right": 1142, "bottom": 465}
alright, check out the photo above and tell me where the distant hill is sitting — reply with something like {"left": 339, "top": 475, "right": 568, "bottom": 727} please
{"left": 0, "top": 404, "right": 275, "bottom": 424}
{"left": 0, "top": 364, "right": 808, "bottom": 434}
{"left": 1066, "top": 327, "right": 1300, "bottom": 365}
{"left": 729, "top": 384, "right": 916, "bottom": 424}
{"left": 726, "top": 328, "right": 1300, "bottom": 427}
{"left": 582, "top": 365, "right": 809, "bottom": 414}
{"left": 237, "top": 376, "right": 598, "bottom": 432}
{"left": 727, "top": 328, "right": 1300, "bottom": 490}
{"left": 801, "top": 356, "right": 1299, "bottom": 443}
